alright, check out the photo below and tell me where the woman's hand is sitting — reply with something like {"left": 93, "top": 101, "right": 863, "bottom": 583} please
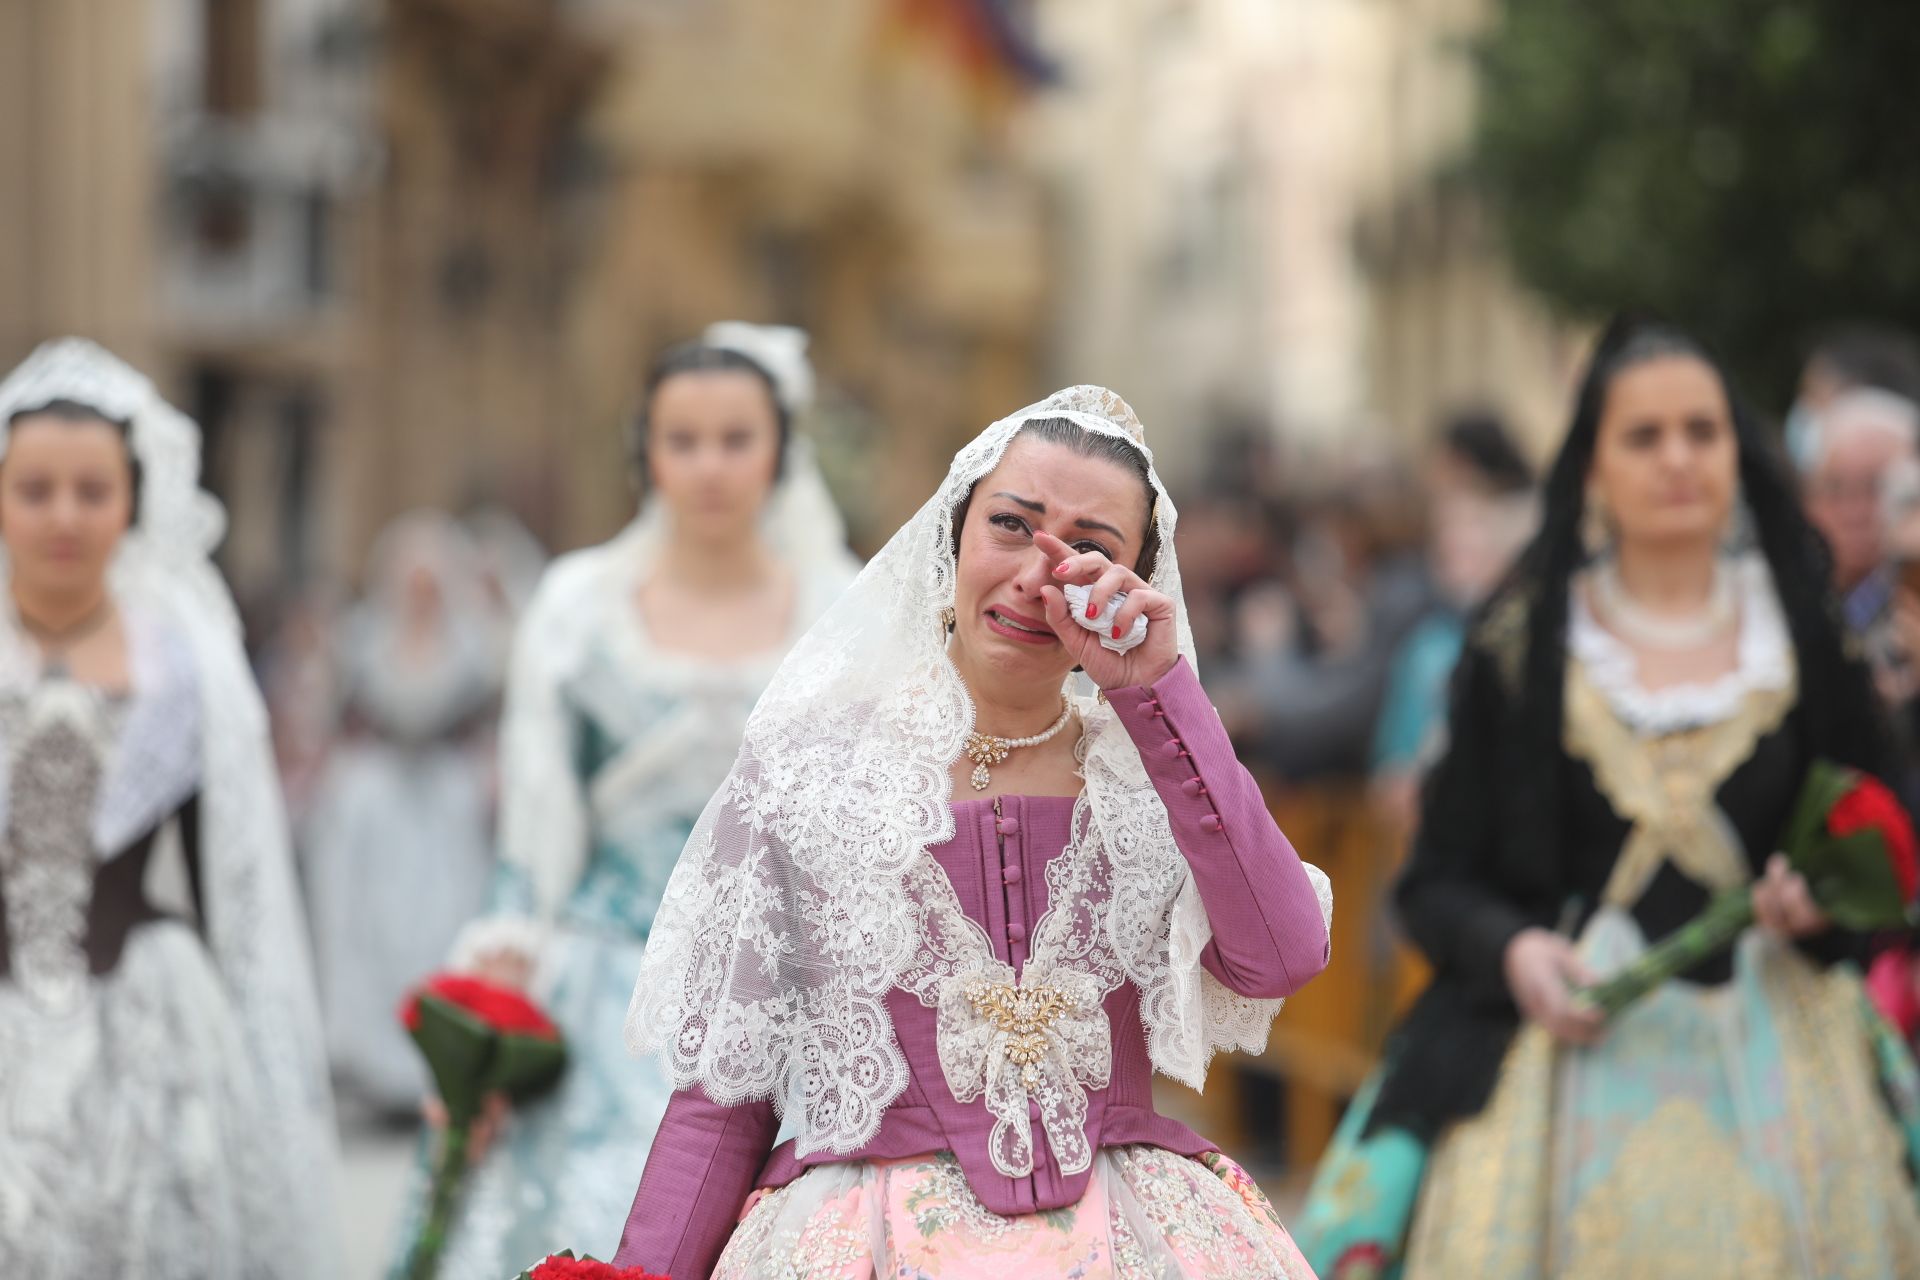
{"left": 469, "top": 947, "right": 533, "bottom": 991}
{"left": 423, "top": 1091, "right": 511, "bottom": 1164}
{"left": 418, "top": 946, "right": 530, "bottom": 1162}
{"left": 1503, "top": 927, "right": 1604, "bottom": 1046}
{"left": 1033, "top": 529, "right": 1179, "bottom": 690}
{"left": 1752, "top": 853, "right": 1829, "bottom": 940}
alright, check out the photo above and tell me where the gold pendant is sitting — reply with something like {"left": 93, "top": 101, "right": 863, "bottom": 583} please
{"left": 964, "top": 732, "right": 1010, "bottom": 791}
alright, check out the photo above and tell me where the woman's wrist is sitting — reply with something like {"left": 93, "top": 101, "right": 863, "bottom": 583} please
{"left": 1106, "top": 656, "right": 1178, "bottom": 692}
{"left": 1105, "top": 654, "right": 1188, "bottom": 702}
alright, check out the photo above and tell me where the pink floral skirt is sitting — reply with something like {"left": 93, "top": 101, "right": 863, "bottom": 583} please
{"left": 713, "top": 1145, "right": 1318, "bottom": 1279}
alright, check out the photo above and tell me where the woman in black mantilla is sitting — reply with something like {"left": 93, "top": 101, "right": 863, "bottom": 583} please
{"left": 1296, "top": 317, "right": 1920, "bottom": 1279}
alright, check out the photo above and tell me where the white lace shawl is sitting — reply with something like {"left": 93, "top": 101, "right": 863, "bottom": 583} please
{"left": 462, "top": 436, "right": 863, "bottom": 966}
{"left": 0, "top": 338, "right": 341, "bottom": 1270}
{"left": 625, "top": 386, "right": 1327, "bottom": 1177}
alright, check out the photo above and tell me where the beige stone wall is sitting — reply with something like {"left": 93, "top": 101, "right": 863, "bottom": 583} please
{"left": 0, "top": 0, "right": 158, "bottom": 371}
{"left": 7, "top": 0, "right": 1587, "bottom": 582}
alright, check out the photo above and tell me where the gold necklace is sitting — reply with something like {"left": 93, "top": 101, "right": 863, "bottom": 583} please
{"left": 963, "top": 696, "right": 1074, "bottom": 791}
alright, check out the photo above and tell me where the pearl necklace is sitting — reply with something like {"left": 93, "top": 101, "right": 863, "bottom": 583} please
{"left": 1591, "top": 559, "right": 1737, "bottom": 651}
{"left": 964, "top": 696, "right": 1074, "bottom": 791}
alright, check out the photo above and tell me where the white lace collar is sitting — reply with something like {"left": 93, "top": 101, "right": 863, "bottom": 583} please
{"left": 1568, "top": 554, "right": 1792, "bottom": 737}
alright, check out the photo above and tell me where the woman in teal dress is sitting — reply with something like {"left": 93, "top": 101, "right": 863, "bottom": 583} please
{"left": 1297, "top": 317, "right": 1920, "bottom": 1279}
{"left": 388, "top": 323, "right": 859, "bottom": 1276}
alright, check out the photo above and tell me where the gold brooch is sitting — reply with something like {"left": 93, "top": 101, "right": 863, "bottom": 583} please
{"left": 964, "top": 978, "right": 1075, "bottom": 1087}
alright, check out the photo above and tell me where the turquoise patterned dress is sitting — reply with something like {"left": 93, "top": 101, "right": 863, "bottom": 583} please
{"left": 387, "top": 521, "right": 855, "bottom": 1276}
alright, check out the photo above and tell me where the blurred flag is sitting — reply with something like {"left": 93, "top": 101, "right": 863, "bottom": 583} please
{"left": 888, "top": 0, "right": 1059, "bottom": 101}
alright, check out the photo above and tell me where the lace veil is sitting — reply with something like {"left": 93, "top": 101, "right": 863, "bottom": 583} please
{"left": 0, "top": 338, "right": 340, "bottom": 1264}
{"left": 627, "top": 386, "right": 1327, "bottom": 1176}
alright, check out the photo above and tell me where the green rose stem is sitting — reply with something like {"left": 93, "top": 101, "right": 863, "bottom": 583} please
{"left": 404, "top": 1121, "right": 471, "bottom": 1280}
{"left": 1574, "top": 886, "right": 1756, "bottom": 1019}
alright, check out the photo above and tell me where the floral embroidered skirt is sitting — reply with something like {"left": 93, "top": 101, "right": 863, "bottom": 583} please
{"left": 711, "top": 1144, "right": 1316, "bottom": 1279}
{"left": 1294, "top": 910, "right": 1920, "bottom": 1279}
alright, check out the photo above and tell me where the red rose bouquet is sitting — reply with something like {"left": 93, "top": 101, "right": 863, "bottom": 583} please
{"left": 514, "top": 1250, "right": 669, "bottom": 1279}
{"left": 1578, "top": 760, "right": 1920, "bottom": 1019}
{"left": 399, "top": 973, "right": 568, "bottom": 1279}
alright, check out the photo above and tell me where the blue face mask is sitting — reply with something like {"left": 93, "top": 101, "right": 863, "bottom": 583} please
{"left": 1784, "top": 400, "right": 1821, "bottom": 473}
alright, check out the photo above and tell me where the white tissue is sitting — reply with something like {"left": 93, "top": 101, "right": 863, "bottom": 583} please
{"left": 1062, "top": 583, "right": 1149, "bottom": 654}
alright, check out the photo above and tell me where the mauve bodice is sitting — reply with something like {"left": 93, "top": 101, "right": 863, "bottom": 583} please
{"left": 614, "top": 658, "right": 1330, "bottom": 1277}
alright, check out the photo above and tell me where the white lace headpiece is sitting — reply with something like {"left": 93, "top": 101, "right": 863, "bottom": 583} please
{"left": 627, "top": 386, "right": 1304, "bottom": 1178}
{"left": 703, "top": 321, "right": 814, "bottom": 416}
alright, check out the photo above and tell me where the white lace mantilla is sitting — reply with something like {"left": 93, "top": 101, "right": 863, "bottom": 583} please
{"left": 1570, "top": 554, "right": 1792, "bottom": 737}
{"left": 626, "top": 386, "right": 1327, "bottom": 1178}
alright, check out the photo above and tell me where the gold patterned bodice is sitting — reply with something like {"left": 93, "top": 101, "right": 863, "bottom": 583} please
{"left": 1561, "top": 656, "right": 1797, "bottom": 910}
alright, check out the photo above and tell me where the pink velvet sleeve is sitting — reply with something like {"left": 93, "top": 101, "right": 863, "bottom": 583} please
{"left": 1106, "top": 656, "right": 1330, "bottom": 998}
{"left": 610, "top": 1085, "right": 778, "bottom": 1277}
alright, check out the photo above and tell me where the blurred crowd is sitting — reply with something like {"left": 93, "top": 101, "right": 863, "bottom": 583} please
{"left": 1168, "top": 322, "right": 1920, "bottom": 823}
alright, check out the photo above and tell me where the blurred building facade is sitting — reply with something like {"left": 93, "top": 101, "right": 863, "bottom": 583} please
{"left": 0, "top": 0, "right": 1578, "bottom": 599}
{"left": 475, "top": 0, "right": 1055, "bottom": 553}
{"left": 242, "top": 0, "right": 1055, "bottom": 586}
{"left": 152, "top": 0, "right": 374, "bottom": 602}
{"left": 1036, "top": 0, "right": 1382, "bottom": 478}
{"left": 1036, "top": 0, "right": 1578, "bottom": 483}
{"left": 331, "top": 0, "right": 1056, "bottom": 576}
{"left": 1356, "top": 0, "right": 1581, "bottom": 455}
{"left": 4, "top": 0, "right": 1055, "bottom": 601}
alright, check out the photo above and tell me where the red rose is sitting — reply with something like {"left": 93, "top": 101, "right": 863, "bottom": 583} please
{"left": 1828, "top": 775, "right": 1920, "bottom": 903}
{"left": 400, "top": 973, "right": 561, "bottom": 1040}
{"left": 527, "top": 1255, "right": 667, "bottom": 1279}
{"left": 1333, "top": 1241, "right": 1390, "bottom": 1277}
